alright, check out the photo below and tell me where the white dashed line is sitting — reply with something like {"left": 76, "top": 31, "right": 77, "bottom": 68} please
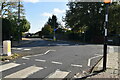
{"left": 51, "top": 61, "right": 62, "bottom": 65}
{"left": 44, "top": 50, "right": 56, "bottom": 55}
{"left": 12, "top": 48, "right": 23, "bottom": 50}
{"left": 33, "top": 54, "right": 44, "bottom": 56}
{"left": 35, "top": 59, "right": 46, "bottom": 62}
{"left": 24, "top": 48, "right": 31, "bottom": 51}
{"left": 32, "top": 50, "right": 56, "bottom": 56}
{"left": 22, "top": 57, "right": 30, "bottom": 60}
{"left": 71, "top": 64, "right": 82, "bottom": 67}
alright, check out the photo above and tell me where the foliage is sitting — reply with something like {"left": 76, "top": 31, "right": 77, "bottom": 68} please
{"left": 41, "top": 24, "right": 53, "bottom": 35}
{"left": 64, "top": 2, "right": 120, "bottom": 42}
{"left": 20, "top": 18, "right": 31, "bottom": 32}
{"left": 47, "top": 15, "right": 60, "bottom": 29}
{"left": 1, "top": 1, "right": 30, "bottom": 41}
{"left": 0, "top": 1, "right": 25, "bottom": 18}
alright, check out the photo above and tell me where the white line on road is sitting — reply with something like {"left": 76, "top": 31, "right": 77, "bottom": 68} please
{"left": 44, "top": 50, "right": 56, "bottom": 55}
{"left": 5, "top": 66, "right": 43, "bottom": 78}
{"left": 32, "top": 50, "right": 56, "bottom": 57}
{"left": 46, "top": 69, "right": 70, "bottom": 78}
{"left": 12, "top": 48, "right": 23, "bottom": 50}
{"left": 22, "top": 57, "right": 30, "bottom": 60}
{"left": 88, "top": 55, "right": 103, "bottom": 66}
{"left": 35, "top": 59, "right": 46, "bottom": 62}
{"left": 24, "top": 48, "right": 31, "bottom": 51}
{"left": 51, "top": 61, "right": 62, "bottom": 65}
{"left": 0, "top": 63, "right": 21, "bottom": 72}
{"left": 71, "top": 64, "right": 82, "bottom": 67}
{"left": 33, "top": 54, "right": 44, "bottom": 56}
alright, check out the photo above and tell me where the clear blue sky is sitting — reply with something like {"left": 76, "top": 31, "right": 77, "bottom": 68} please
{"left": 23, "top": 2, "right": 68, "bottom": 33}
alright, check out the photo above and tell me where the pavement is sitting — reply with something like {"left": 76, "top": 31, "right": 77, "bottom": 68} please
{"left": 74, "top": 49, "right": 120, "bottom": 79}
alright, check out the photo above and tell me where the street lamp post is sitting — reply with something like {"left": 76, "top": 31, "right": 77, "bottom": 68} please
{"left": 103, "top": 0, "right": 111, "bottom": 71}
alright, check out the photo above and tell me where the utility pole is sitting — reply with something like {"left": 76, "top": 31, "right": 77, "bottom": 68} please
{"left": 103, "top": 0, "right": 111, "bottom": 71}
{"left": 18, "top": 0, "right": 20, "bottom": 43}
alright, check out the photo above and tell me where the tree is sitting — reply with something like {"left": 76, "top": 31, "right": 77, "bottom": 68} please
{"left": 0, "top": 1, "right": 25, "bottom": 18}
{"left": 41, "top": 24, "right": 53, "bottom": 35}
{"left": 20, "top": 18, "right": 30, "bottom": 32}
{"left": 1, "top": 1, "right": 30, "bottom": 41}
{"left": 47, "top": 15, "right": 59, "bottom": 29}
{"left": 64, "top": 2, "right": 120, "bottom": 42}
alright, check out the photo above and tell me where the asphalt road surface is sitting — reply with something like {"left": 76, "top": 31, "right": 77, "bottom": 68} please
{"left": 1, "top": 38, "right": 105, "bottom": 79}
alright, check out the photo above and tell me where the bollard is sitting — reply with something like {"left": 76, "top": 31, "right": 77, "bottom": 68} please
{"left": 3, "top": 40, "right": 11, "bottom": 56}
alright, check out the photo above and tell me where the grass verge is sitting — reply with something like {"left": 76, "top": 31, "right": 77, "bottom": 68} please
{"left": 0, "top": 53, "right": 22, "bottom": 61}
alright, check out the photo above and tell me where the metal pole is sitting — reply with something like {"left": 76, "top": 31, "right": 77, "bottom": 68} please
{"left": 18, "top": 0, "right": 20, "bottom": 43}
{"left": 103, "top": 3, "right": 109, "bottom": 71}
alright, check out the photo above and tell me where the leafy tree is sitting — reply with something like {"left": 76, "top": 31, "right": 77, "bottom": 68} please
{"left": 109, "top": 3, "right": 120, "bottom": 35}
{"left": 1, "top": 1, "right": 30, "bottom": 41}
{"left": 64, "top": 2, "right": 120, "bottom": 42}
{"left": 47, "top": 15, "right": 59, "bottom": 29}
{"left": 0, "top": 1, "right": 25, "bottom": 18}
{"left": 20, "top": 18, "right": 30, "bottom": 32}
{"left": 41, "top": 24, "right": 53, "bottom": 35}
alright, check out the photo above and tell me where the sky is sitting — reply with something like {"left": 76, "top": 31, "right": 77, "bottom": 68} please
{"left": 23, "top": 1, "right": 68, "bottom": 33}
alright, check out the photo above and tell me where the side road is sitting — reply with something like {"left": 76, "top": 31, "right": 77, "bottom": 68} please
{"left": 12, "top": 38, "right": 34, "bottom": 47}
{"left": 74, "top": 51, "right": 119, "bottom": 79}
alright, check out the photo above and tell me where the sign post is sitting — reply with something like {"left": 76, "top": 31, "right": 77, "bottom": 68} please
{"left": 103, "top": 0, "right": 111, "bottom": 71}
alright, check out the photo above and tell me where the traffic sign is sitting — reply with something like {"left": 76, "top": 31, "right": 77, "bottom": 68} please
{"left": 54, "top": 29, "right": 57, "bottom": 31}
{"left": 104, "top": 0, "right": 111, "bottom": 3}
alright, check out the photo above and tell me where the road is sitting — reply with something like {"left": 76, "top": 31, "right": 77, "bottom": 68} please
{"left": 1, "top": 38, "right": 104, "bottom": 79}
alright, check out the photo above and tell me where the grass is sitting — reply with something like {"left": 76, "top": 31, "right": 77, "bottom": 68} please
{"left": 0, "top": 53, "right": 21, "bottom": 61}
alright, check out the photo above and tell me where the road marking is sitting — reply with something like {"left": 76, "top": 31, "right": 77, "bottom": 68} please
{"left": 33, "top": 54, "right": 44, "bottom": 56}
{"left": 12, "top": 48, "right": 23, "bottom": 50}
{"left": 22, "top": 63, "right": 26, "bottom": 64}
{"left": 71, "top": 64, "right": 82, "bottom": 67}
{"left": 35, "top": 59, "right": 46, "bottom": 62}
{"left": 51, "top": 61, "right": 62, "bottom": 65}
{"left": 46, "top": 69, "right": 70, "bottom": 78}
{"left": 24, "top": 48, "right": 31, "bottom": 51}
{"left": 22, "top": 57, "right": 30, "bottom": 60}
{"left": 88, "top": 55, "right": 103, "bottom": 66}
{"left": 32, "top": 50, "right": 56, "bottom": 57}
{"left": 0, "top": 63, "right": 21, "bottom": 72}
{"left": 5, "top": 66, "right": 43, "bottom": 78}
{"left": 44, "top": 50, "right": 56, "bottom": 55}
